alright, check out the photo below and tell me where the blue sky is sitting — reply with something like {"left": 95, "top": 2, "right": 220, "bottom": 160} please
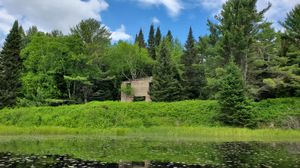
{"left": 0, "top": 0, "right": 299, "bottom": 47}
{"left": 102, "top": 0, "right": 209, "bottom": 43}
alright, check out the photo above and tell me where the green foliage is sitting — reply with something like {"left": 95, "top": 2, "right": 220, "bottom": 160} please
{"left": 0, "top": 21, "right": 22, "bottom": 108}
{"left": 218, "top": 61, "right": 254, "bottom": 127}
{"left": 70, "top": 18, "right": 110, "bottom": 47}
{"left": 105, "top": 41, "right": 153, "bottom": 80}
{"left": 20, "top": 32, "right": 99, "bottom": 104}
{"left": 21, "top": 72, "right": 59, "bottom": 104}
{"left": 252, "top": 98, "right": 300, "bottom": 128}
{"left": 70, "top": 18, "right": 110, "bottom": 77}
{"left": 121, "top": 84, "right": 133, "bottom": 96}
{"left": 150, "top": 38, "right": 182, "bottom": 102}
{"left": 0, "top": 98, "right": 298, "bottom": 129}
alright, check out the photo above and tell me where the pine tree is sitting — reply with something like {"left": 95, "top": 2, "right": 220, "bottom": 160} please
{"left": 147, "top": 24, "right": 156, "bottom": 59}
{"left": 155, "top": 27, "right": 162, "bottom": 47}
{"left": 0, "top": 21, "right": 22, "bottom": 108}
{"left": 218, "top": 61, "right": 253, "bottom": 127}
{"left": 149, "top": 38, "right": 182, "bottom": 102}
{"left": 217, "top": 0, "right": 271, "bottom": 81}
{"left": 207, "top": 20, "right": 219, "bottom": 46}
{"left": 135, "top": 28, "right": 146, "bottom": 48}
{"left": 166, "top": 30, "right": 173, "bottom": 43}
{"left": 181, "top": 27, "right": 206, "bottom": 99}
{"left": 134, "top": 34, "right": 138, "bottom": 44}
{"left": 281, "top": 4, "right": 300, "bottom": 48}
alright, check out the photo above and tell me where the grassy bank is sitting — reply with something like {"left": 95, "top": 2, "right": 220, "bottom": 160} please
{"left": 0, "top": 98, "right": 299, "bottom": 129}
{"left": 0, "top": 126, "right": 299, "bottom": 142}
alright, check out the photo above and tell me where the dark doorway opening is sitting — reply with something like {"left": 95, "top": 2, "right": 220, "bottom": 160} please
{"left": 133, "top": 96, "right": 146, "bottom": 102}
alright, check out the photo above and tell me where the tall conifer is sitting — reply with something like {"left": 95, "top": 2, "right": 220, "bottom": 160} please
{"left": 150, "top": 38, "right": 182, "bottom": 102}
{"left": 136, "top": 28, "right": 146, "bottom": 48}
{"left": 181, "top": 27, "right": 206, "bottom": 99}
{"left": 217, "top": 0, "right": 271, "bottom": 81}
{"left": 0, "top": 20, "right": 22, "bottom": 108}
{"left": 155, "top": 27, "right": 162, "bottom": 47}
{"left": 147, "top": 24, "right": 156, "bottom": 59}
{"left": 166, "top": 30, "right": 173, "bottom": 43}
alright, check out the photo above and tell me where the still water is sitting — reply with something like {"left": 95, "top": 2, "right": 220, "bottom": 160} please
{"left": 0, "top": 136, "right": 299, "bottom": 168}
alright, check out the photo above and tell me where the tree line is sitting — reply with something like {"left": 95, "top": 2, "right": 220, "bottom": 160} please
{"left": 0, "top": 0, "right": 299, "bottom": 126}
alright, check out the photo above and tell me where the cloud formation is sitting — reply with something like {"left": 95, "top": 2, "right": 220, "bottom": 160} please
{"left": 0, "top": 0, "right": 109, "bottom": 34}
{"left": 136, "top": 0, "right": 183, "bottom": 17}
{"left": 152, "top": 17, "right": 160, "bottom": 24}
{"left": 257, "top": 0, "right": 300, "bottom": 30}
{"left": 110, "top": 24, "right": 132, "bottom": 42}
{"left": 0, "top": 0, "right": 130, "bottom": 46}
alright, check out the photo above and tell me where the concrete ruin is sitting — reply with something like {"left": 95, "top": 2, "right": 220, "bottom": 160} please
{"left": 121, "top": 77, "right": 152, "bottom": 102}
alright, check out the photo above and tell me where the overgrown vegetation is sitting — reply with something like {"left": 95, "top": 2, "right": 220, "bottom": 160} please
{"left": 0, "top": 98, "right": 298, "bottom": 129}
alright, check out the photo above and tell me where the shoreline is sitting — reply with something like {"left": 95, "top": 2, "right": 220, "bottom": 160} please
{"left": 0, "top": 126, "right": 299, "bottom": 142}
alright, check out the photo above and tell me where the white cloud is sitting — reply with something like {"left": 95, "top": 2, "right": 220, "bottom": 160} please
{"left": 0, "top": 8, "right": 16, "bottom": 34}
{"left": 198, "top": 0, "right": 300, "bottom": 30}
{"left": 152, "top": 17, "right": 160, "bottom": 24}
{"left": 199, "top": 0, "right": 226, "bottom": 11}
{"left": 110, "top": 24, "right": 132, "bottom": 42}
{"left": 257, "top": 0, "right": 300, "bottom": 30}
{"left": 136, "top": 0, "right": 183, "bottom": 17}
{"left": 0, "top": 0, "right": 109, "bottom": 34}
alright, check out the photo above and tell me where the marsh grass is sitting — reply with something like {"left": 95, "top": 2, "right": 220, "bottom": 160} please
{"left": 0, "top": 126, "right": 299, "bottom": 142}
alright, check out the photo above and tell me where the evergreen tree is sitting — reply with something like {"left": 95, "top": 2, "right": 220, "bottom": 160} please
{"left": 135, "top": 28, "right": 146, "bottom": 48}
{"left": 0, "top": 21, "right": 22, "bottom": 108}
{"left": 147, "top": 24, "right": 156, "bottom": 59}
{"left": 155, "top": 27, "right": 162, "bottom": 47}
{"left": 281, "top": 4, "right": 300, "bottom": 48}
{"left": 181, "top": 27, "right": 206, "bottom": 99}
{"left": 166, "top": 30, "right": 173, "bottom": 43}
{"left": 217, "top": 0, "right": 271, "bottom": 81}
{"left": 134, "top": 34, "right": 138, "bottom": 44}
{"left": 150, "top": 38, "right": 182, "bottom": 102}
{"left": 218, "top": 61, "right": 253, "bottom": 127}
{"left": 207, "top": 20, "right": 219, "bottom": 46}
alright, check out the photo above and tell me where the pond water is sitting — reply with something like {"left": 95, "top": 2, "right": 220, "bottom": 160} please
{"left": 0, "top": 136, "right": 299, "bottom": 168}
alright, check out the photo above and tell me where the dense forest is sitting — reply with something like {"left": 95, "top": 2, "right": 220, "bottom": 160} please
{"left": 0, "top": 0, "right": 299, "bottom": 126}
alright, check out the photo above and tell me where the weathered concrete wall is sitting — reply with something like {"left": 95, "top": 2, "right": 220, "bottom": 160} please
{"left": 121, "top": 77, "right": 152, "bottom": 102}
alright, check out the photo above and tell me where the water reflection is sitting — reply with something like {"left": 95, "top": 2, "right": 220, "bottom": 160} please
{"left": 0, "top": 137, "right": 299, "bottom": 168}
